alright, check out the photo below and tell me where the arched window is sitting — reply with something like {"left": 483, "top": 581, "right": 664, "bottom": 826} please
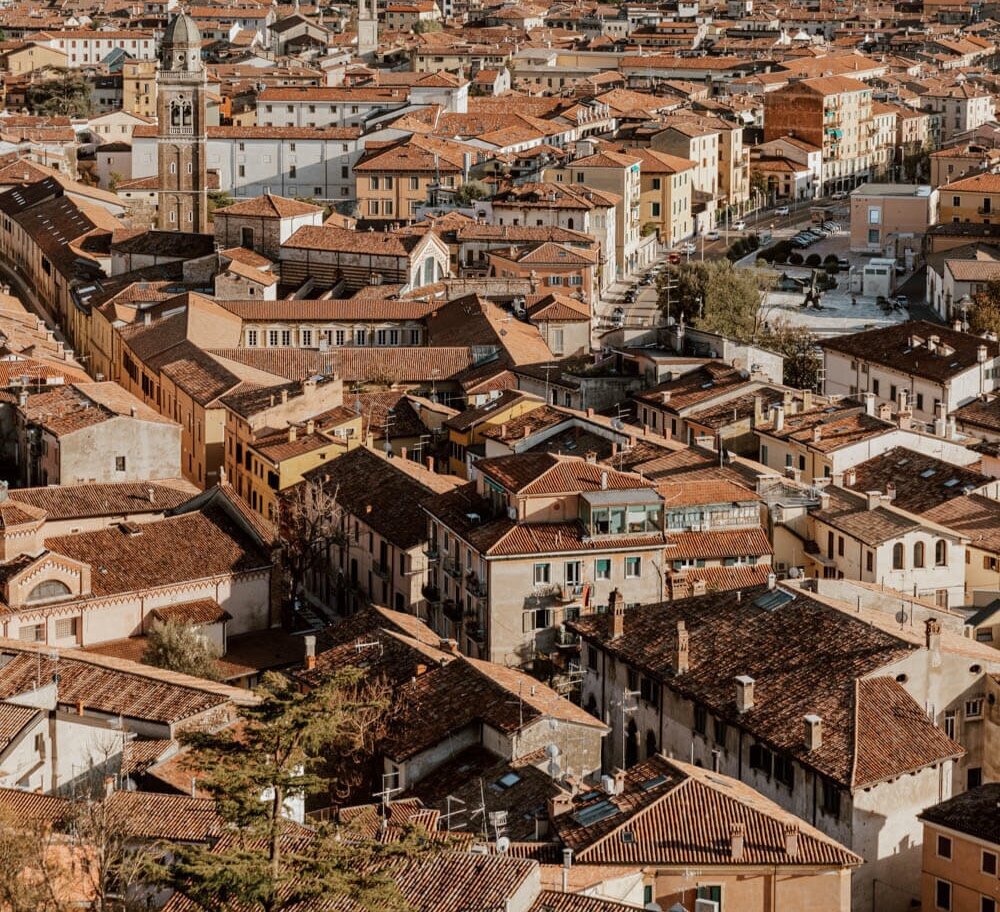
{"left": 567, "top": 217, "right": 575, "bottom": 230}
{"left": 26, "top": 579, "right": 71, "bottom": 603}
{"left": 913, "top": 541, "right": 925, "bottom": 568}
{"left": 169, "top": 162, "right": 177, "bottom": 175}
{"left": 169, "top": 99, "right": 181, "bottom": 127}
{"left": 892, "top": 542, "right": 904, "bottom": 570}
{"left": 181, "top": 101, "right": 193, "bottom": 127}
{"left": 625, "top": 718, "right": 639, "bottom": 768}
{"left": 935, "top": 539, "right": 948, "bottom": 566}
{"left": 423, "top": 258, "right": 434, "bottom": 286}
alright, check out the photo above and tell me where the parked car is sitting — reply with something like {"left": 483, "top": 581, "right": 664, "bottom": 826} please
{"left": 894, "top": 263, "right": 906, "bottom": 275}
{"left": 705, "top": 229, "right": 720, "bottom": 241}
{"left": 831, "top": 190, "right": 848, "bottom": 200}
{"left": 611, "top": 306, "right": 625, "bottom": 327}
{"left": 837, "top": 257, "right": 850, "bottom": 270}
{"left": 775, "top": 205, "right": 790, "bottom": 216}
{"left": 823, "top": 221, "right": 839, "bottom": 233}
{"left": 732, "top": 220, "right": 747, "bottom": 231}
{"left": 893, "top": 295, "right": 909, "bottom": 309}
{"left": 680, "top": 241, "right": 697, "bottom": 253}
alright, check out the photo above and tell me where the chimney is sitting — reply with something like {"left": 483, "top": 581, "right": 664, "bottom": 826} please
{"left": 304, "top": 634, "right": 316, "bottom": 670}
{"left": 772, "top": 405, "right": 785, "bottom": 432}
{"left": 585, "top": 451, "right": 598, "bottom": 464}
{"left": 500, "top": 422, "right": 508, "bottom": 438}
{"left": 767, "top": 572, "right": 777, "bottom": 591}
{"left": 801, "top": 389, "right": 813, "bottom": 411}
{"left": 927, "top": 334, "right": 939, "bottom": 354}
{"left": 804, "top": 713, "right": 823, "bottom": 751}
{"left": 925, "top": 617, "right": 942, "bottom": 655}
{"left": 130, "top": 405, "right": 137, "bottom": 418}
{"left": 612, "top": 767, "right": 626, "bottom": 794}
{"left": 288, "top": 425, "right": 297, "bottom": 443}
{"left": 148, "top": 487, "right": 155, "bottom": 503}
{"left": 845, "top": 467, "right": 856, "bottom": 486}
{"left": 947, "top": 415, "right": 957, "bottom": 439}
{"left": 730, "top": 822, "right": 746, "bottom": 861}
{"left": 865, "top": 491, "right": 881, "bottom": 510}
{"left": 586, "top": 407, "right": 594, "bottom": 417}
{"left": 425, "top": 456, "right": 435, "bottom": 473}
{"left": 864, "top": 391, "right": 875, "bottom": 416}
{"left": 753, "top": 394, "right": 764, "bottom": 426}
{"left": 735, "top": 675, "right": 755, "bottom": 713}
{"left": 547, "top": 792, "right": 574, "bottom": 821}
{"left": 600, "top": 471, "right": 608, "bottom": 490}
{"left": 885, "top": 482, "right": 896, "bottom": 500}
{"left": 439, "top": 637, "right": 459, "bottom": 654}
{"left": 675, "top": 620, "right": 689, "bottom": 674}
{"left": 691, "top": 578, "right": 707, "bottom": 596}
{"left": 400, "top": 446, "right": 407, "bottom": 460}
{"left": 610, "top": 588, "right": 624, "bottom": 638}
{"left": 306, "top": 419, "right": 315, "bottom": 435}
{"left": 877, "top": 402, "right": 892, "bottom": 421}
{"left": 979, "top": 344, "right": 989, "bottom": 363}
{"left": 660, "top": 390, "right": 672, "bottom": 405}
{"left": 784, "top": 823, "right": 800, "bottom": 858}
{"left": 897, "top": 388, "right": 908, "bottom": 413}
{"left": 523, "top": 424, "right": 532, "bottom": 438}
{"left": 17, "top": 388, "right": 28, "bottom": 408}
{"left": 812, "top": 425, "right": 822, "bottom": 443}
{"left": 281, "top": 389, "right": 288, "bottom": 404}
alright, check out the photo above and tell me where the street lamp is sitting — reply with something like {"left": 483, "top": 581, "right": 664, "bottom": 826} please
{"left": 958, "top": 295, "right": 973, "bottom": 332}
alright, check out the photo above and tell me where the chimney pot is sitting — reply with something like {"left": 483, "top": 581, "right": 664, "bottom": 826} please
{"left": 547, "top": 792, "right": 574, "bottom": 821}
{"left": 610, "top": 588, "right": 624, "bottom": 638}
{"left": 675, "top": 619, "right": 689, "bottom": 674}
{"left": 730, "top": 822, "right": 746, "bottom": 861}
{"left": 735, "top": 674, "right": 755, "bottom": 713}
{"left": 804, "top": 713, "right": 823, "bottom": 751}
{"left": 784, "top": 823, "right": 800, "bottom": 858}
{"left": 772, "top": 404, "right": 785, "bottom": 432}
{"left": 304, "top": 634, "right": 316, "bottom": 670}
{"left": 926, "top": 617, "right": 942, "bottom": 652}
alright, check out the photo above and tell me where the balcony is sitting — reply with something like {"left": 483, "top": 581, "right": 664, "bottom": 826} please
{"left": 421, "top": 583, "right": 441, "bottom": 605}
{"left": 466, "top": 572, "right": 488, "bottom": 599}
{"left": 372, "top": 560, "right": 390, "bottom": 580}
{"left": 979, "top": 206, "right": 993, "bottom": 215}
{"left": 443, "top": 557, "right": 462, "bottom": 579}
{"left": 554, "top": 625, "right": 580, "bottom": 649}
{"left": 423, "top": 545, "right": 440, "bottom": 562}
{"left": 442, "top": 598, "right": 462, "bottom": 623}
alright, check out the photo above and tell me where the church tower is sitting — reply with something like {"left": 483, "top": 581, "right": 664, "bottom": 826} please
{"left": 357, "top": 0, "right": 378, "bottom": 61}
{"left": 156, "top": 13, "right": 208, "bottom": 234}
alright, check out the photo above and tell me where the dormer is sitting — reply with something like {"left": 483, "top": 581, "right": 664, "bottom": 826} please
{"left": 0, "top": 486, "right": 47, "bottom": 563}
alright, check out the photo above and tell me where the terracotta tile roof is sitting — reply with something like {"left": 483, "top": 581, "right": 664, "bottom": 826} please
{"left": 215, "top": 193, "right": 322, "bottom": 219}
{"left": 0, "top": 787, "right": 70, "bottom": 826}
{"left": 383, "top": 653, "right": 605, "bottom": 762}
{"left": 0, "top": 700, "right": 40, "bottom": 749}
{"left": 476, "top": 452, "right": 646, "bottom": 495}
{"left": 685, "top": 387, "right": 786, "bottom": 430}
{"left": 667, "top": 527, "right": 773, "bottom": 560}
{"left": 0, "top": 649, "right": 228, "bottom": 725}
{"left": 283, "top": 224, "right": 429, "bottom": 256}
{"left": 215, "top": 298, "right": 438, "bottom": 322}
{"left": 529, "top": 893, "right": 639, "bottom": 912}
{"left": 844, "top": 446, "right": 991, "bottom": 514}
{"left": 812, "top": 486, "right": 922, "bottom": 545}
{"left": 552, "top": 755, "right": 860, "bottom": 867}
{"left": 755, "top": 400, "right": 893, "bottom": 452}
{"left": 919, "top": 783, "right": 1000, "bottom": 845}
{"left": 301, "top": 446, "right": 460, "bottom": 550}
{"left": 821, "top": 321, "right": 1000, "bottom": 382}
{"left": 209, "top": 346, "right": 477, "bottom": 384}
{"left": 634, "top": 363, "right": 753, "bottom": 413}
{"left": 953, "top": 395, "right": 1000, "bottom": 433}
{"left": 46, "top": 502, "right": 270, "bottom": 598}
{"left": 404, "top": 745, "right": 560, "bottom": 841}
{"left": 105, "top": 791, "right": 222, "bottom": 842}
{"left": 219, "top": 246, "right": 274, "bottom": 269}
{"left": 667, "top": 563, "right": 773, "bottom": 597}
{"left": 569, "top": 585, "right": 960, "bottom": 788}
{"left": 149, "top": 598, "right": 231, "bottom": 626}
{"left": 17, "top": 381, "right": 172, "bottom": 437}
{"left": 924, "top": 493, "right": 1000, "bottom": 553}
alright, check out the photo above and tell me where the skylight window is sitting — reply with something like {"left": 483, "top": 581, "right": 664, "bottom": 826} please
{"left": 920, "top": 469, "right": 936, "bottom": 478}
{"left": 495, "top": 772, "right": 521, "bottom": 790}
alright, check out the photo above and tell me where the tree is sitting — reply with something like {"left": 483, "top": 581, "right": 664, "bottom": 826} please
{"left": 25, "top": 69, "right": 93, "bottom": 117}
{"left": 158, "top": 670, "right": 407, "bottom": 912}
{"left": 142, "top": 619, "right": 221, "bottom": 681}
{"left": 276, "top": 475, "right": 346, "bottom": 612}
{"left": 208, "top": 191, "right": 236, "bottom": 222}
{"left": 0, "top": 806, "right": 74, "bottom": 912}
{"left": 902, "top": 140, "right": 932, "bottom": 183}
{"left": 658, "top": 260, "right": 772, "bottom": 342}
{"left": 971, "top": 277, "right": 1000, "bottom": 336}
{"left": 412, "top": 18, "right": 442, "bottom": 32}
{"left": 454, "top": 179, "right": 489, "bottom": 205}
{"left": 762, "top": 319, "right": 823, "bottom": 390}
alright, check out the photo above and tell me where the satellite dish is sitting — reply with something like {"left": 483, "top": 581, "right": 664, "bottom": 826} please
{"left": 545, "top": 743, "right": 560, "bottom": 758}
{"left": 788, "top": 566, "right": 800, "bottom": 579}
{"left": 496, "top": 836, "right": 511, "bottom": 853}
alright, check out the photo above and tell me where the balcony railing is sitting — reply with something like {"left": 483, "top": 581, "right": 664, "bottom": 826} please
{"left": 372, "top": 560, "right": 390, "bottom": 580}
{"left": 466, "top": 572, "right": 488, "bottom": 598}
{"left": 421, "top": 583, "right": 440, "bottom": 605}
{"left": 443, "top": 557, "right": 462, "bottom": 579}
{"left": 423, "top": 545, "right": 440, "bottom": 562}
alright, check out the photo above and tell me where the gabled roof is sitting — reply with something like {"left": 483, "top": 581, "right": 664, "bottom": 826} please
{"left": 569, "top": 585, "right": 962, "bottom": 789}
{"left": 552, "top": 755, "right": 861, "bottom": 867}
{"left": 215, "top": 193, "right": 322, "bottom": 219}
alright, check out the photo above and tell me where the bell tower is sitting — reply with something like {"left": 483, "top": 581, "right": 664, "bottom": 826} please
{"left": 156, "top": 12, "right": 208, "bottom": 233}
{"left": 357, "top": 0, "right": 378, "bottom": 61}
